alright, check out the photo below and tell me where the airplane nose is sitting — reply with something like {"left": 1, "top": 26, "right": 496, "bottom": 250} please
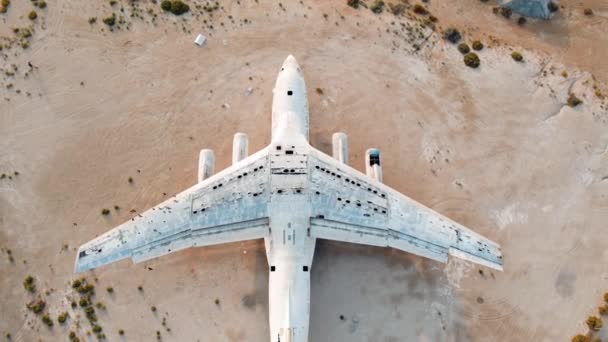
{"left": 282, "top": 54, "right": 299, "bottom": 69}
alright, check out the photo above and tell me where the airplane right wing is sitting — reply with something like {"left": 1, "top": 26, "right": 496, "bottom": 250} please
{"left": 75, "top": 148, "right": 272, "bottom": 273}
{"left": 307, "top": 148, "right": 503, "bottom": 271}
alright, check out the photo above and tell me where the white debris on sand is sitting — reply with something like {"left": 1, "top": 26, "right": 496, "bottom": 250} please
{"left": 194, "top": 34, "right": 206, "bottom": 47}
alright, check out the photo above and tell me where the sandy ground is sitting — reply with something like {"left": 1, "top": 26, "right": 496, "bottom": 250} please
{"left": 1, "top": 0, "right": 608, "bottom": 341}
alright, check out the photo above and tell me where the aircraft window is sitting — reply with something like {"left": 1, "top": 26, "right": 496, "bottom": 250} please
{"left": 277, "top": 189, "right": 283, "bottom": 194}
{"left": 285, "top": 150, "right": 294, "bottom": 155}
{"left": 303, "top": 266, "right": 309, "bottom": 272}
{"left": 276, "top": 145, "right": 282, "bottom": 150}
{"left": 271, "top": 266, "right": 276, "bottom": 272}
{"left": 287, "top": 90, "right": 293, "bottom": 96}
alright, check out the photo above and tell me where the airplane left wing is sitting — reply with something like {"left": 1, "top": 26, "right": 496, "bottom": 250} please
{"left": 307, "top": 148, "right": 503, "bottom": 271}
{"left": 75, "top": 148, "right": 271, "bottom": 273}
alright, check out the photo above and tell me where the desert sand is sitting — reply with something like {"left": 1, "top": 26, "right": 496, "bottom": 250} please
{"left": 1, "top": 0, "right": 607, "bottom": 341}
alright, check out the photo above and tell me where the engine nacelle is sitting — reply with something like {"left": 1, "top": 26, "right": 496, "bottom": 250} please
{"left": 332, "top": 132, "right": 348, "bottom": 165}
{"left": 232, "top": 132, "right": 249, "bottom": 165}
{"left": 198, "top": 149, "right": 215, "bottom": 182}
{"left": 365, "top": 148, "right": 382, "bottom": 182}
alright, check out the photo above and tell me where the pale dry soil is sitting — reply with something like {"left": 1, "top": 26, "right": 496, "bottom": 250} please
{"left": 1, "top": 1, "right": 607, "bottom": 341}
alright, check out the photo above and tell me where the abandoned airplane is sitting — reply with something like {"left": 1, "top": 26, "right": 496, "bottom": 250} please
{"left": 75, "top": 55, "right": 503, "bottom": 342}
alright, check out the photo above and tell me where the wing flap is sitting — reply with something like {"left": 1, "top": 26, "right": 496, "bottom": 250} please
{"left": 310, "top": 218, "right": 387, "bottom": 247}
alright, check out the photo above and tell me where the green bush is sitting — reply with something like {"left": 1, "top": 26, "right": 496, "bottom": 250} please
{"left": 370, "top": 0, "right": 384, "bottom": 13}
{"left": 472, "top": 40, "right": 483, "bottom": 50}
{"left": 499, "top": 6, "right": 512, "bottom": 18}
{"left": 92, "top": 324, "right": 102, "bottom": 333}
{"left": 463, "top": 52, "right": 480, "bottom": 68}
{"left": 413, "top": 4, "right": 428, "bottom": 15}
{"left": 458, "top": 43, "right": 470, "bottom": 54}
{"left": 101, "top": 208, "right": 110, "bottom": 215}
{"left": 511, "top": 51, "right": 523, "bottom": 62}
{"left": 548, "top": 1, "right": 558, "bottom": 12}
{"left": 161, "top": 0, "right": 189, "bottom": 15}
{"left": 604, "top": 292, "right": 608, "bottom": 303}
{"left": 584, "top": 8, "right": 593, "bottom": 16}
{"left": 443, "top": 27, "right": 461, "bottom": 44}
{"left": 346, "top": 0, "right": 359, "bottom": 9}
{"left": 26, "top": 299, "right": 45, "bottom": 313}
{"left": 23, "top": 275, "right": 36, "bottom": 292}
{"left": 41, "top": 315, "right": 53, "bottom": 327}
{"left": 572, "top": 335, "right": 590, "bottom": 342}
{"left": 57, "top": 312, "right": 68, "bottom": 324}
{"left": 599, "top": 304, "right": 608, "bottom": 315}
{"left": 28, "top": 10, "right": 37, "bottom": 20}
{"left": 567, "top": 93, "right": 582, "bottom": 107}
{"left": 79, "top": 298, "right": 89, "bottom": 307}
{"left": 102, "top": 15, "right": 115, "bottom": 26}
{"left": 388, "top": 2, "right": 405, "bottom": 15}
{"left": 586, "top": 315, "right": 602, "bottom": 331}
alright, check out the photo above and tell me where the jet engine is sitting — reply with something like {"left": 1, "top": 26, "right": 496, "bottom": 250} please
{"left": 198, "top": 149, "right": 215, "bottom": 182}
{"left": 332, "top": 132, "right": 348, "bottom": 165}
{"left": 365, "top": 148, "right": 382, "bottom": 182}
{"left": 232, "top": 132, "right": 249, "bottom": 165}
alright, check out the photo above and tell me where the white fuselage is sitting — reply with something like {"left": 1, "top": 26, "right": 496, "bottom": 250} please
{"left": 264, "top": 55, "right": 315, "bottom": 342}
